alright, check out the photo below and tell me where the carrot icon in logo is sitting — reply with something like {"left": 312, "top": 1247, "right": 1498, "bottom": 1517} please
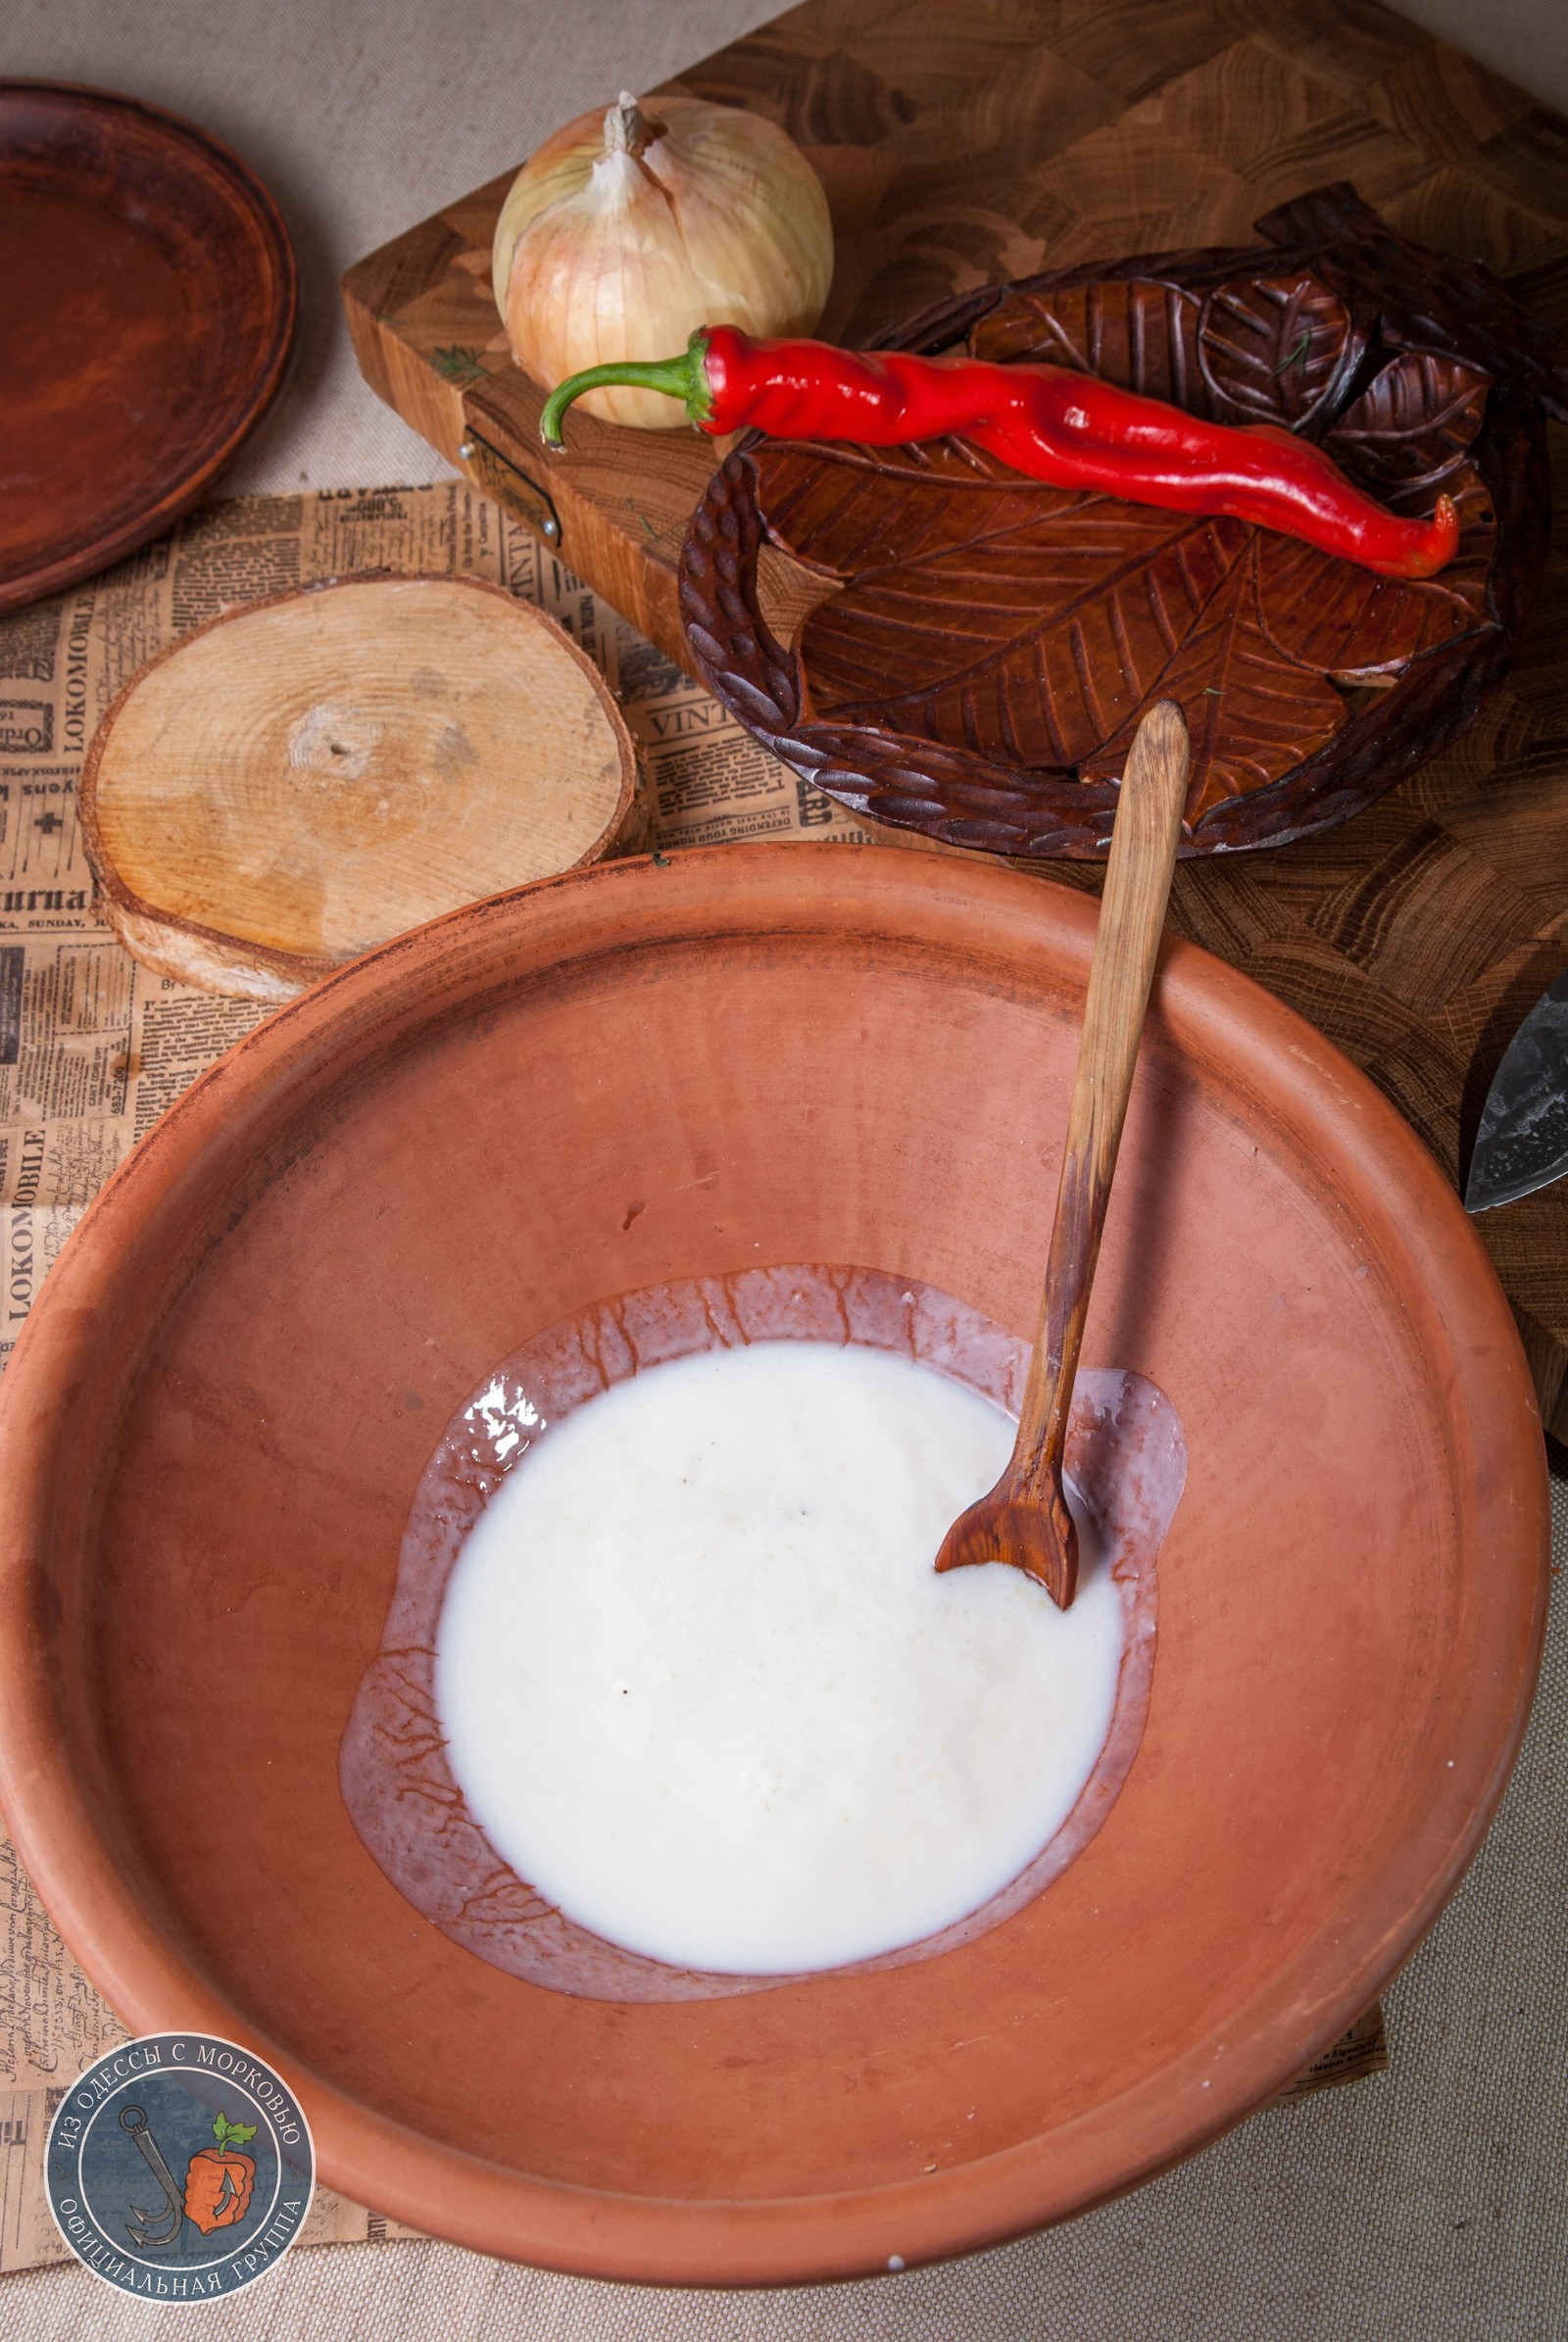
{"left": 181, "top": 2111, "right": 258, "bottom": 2234}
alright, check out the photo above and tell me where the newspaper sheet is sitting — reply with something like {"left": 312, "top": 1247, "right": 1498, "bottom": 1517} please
{"left": 0, "top": 485, "right": 1384, "bottom": 2271}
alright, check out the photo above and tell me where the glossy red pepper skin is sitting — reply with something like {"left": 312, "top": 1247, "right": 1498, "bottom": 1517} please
{"left": 539, "top": 325, "right": 1459, "bottom": 581}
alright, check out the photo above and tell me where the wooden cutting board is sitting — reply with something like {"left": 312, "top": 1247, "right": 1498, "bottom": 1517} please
{"left": 344, "top": 0, "right": 1568, "bottom": 1440}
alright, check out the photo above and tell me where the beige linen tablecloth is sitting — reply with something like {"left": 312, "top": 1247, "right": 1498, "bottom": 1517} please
{"left": 7, "top": 0, "right": 1567, "bottom": 2330}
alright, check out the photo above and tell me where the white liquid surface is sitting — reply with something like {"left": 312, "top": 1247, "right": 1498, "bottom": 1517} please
{"left": 434, "top": 1342, "right": 1126, "bottom": 1974}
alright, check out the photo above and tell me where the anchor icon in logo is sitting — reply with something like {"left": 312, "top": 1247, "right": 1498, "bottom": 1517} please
{"left": 119, "top": 2106, "right": 184, "bottom": 2247}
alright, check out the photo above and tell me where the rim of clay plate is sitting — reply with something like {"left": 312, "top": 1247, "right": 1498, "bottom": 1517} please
{"left": 0, "top": 845, "right": 1548, "bottom": 2284}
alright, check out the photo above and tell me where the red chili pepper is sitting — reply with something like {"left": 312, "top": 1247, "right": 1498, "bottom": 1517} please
{"left": 539, "top": 325, "right": 1458, "bottom": 581}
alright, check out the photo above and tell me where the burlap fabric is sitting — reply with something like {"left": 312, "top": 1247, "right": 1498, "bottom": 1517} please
{"left": 8, "top": 0, "right": 1566, "bottom": 2327}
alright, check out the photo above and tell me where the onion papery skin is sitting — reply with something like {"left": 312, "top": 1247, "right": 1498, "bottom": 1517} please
{"left": 493, "top": 94, "right": 834, "bottom": 431}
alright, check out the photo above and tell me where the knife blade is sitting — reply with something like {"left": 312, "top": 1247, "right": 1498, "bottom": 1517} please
{"left": 1465, "top": 971, "right": 1568, "bottom": 1213}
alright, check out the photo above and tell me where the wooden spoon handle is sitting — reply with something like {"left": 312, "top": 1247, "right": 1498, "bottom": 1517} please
{"left": 1010, "top": 700, "right": 1191, "bottom": 1503}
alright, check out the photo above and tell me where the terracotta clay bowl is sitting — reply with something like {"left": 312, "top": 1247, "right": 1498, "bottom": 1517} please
{"left": 0, "top": 845, "right": 1546, "bottom": 2283}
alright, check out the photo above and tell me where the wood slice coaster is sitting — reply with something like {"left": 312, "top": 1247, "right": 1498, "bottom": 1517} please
{"left": 80, "top": 575, "right": 642, "bottom": 1000}
{"left": 680, "top": 185, "right": 1567, "bottom": 858}
{"left": 0, "top": 81, "right": 296, "bottom": 613}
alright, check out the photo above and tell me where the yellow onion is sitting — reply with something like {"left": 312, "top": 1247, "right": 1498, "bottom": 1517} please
{"left": 492, "top": 91, "right": 833, "bottom": 430}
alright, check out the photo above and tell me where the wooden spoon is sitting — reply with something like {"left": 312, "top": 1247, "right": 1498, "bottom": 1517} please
{"left": 934, "top": 698, "right": 1191, "bottom": 1609}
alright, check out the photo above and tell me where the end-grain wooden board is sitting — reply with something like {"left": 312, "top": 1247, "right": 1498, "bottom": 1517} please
{"left": 345, "top": 0, "right": 1568, "bottom": 1439}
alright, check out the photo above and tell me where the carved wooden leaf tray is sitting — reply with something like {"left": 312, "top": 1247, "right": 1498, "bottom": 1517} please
{"left": 679, "top": 182, "right": 1566, "bottom": 857}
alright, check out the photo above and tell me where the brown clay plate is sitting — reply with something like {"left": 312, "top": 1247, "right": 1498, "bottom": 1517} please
{"left": 681, "top": 185, "right": 1565, "bottom": 857}
{"left": 0, "top": 847, "right": 1547, "bottom": 2280}
{"left": 0, "top": 81, "right": 296, "bottom": 614}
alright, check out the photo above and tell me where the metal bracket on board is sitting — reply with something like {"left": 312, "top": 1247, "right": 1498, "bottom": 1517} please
{"left": 458, "top": 428, "right": 563, "bottom": 549}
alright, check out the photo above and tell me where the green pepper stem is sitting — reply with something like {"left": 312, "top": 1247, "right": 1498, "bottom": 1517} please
{"left": 538, "top": 332, "right": 710, "bottom": 448}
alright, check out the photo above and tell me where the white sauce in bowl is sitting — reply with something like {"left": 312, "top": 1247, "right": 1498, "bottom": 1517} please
{"left": 434, "top": 1340, "right": 1125, "bottom": 1975}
